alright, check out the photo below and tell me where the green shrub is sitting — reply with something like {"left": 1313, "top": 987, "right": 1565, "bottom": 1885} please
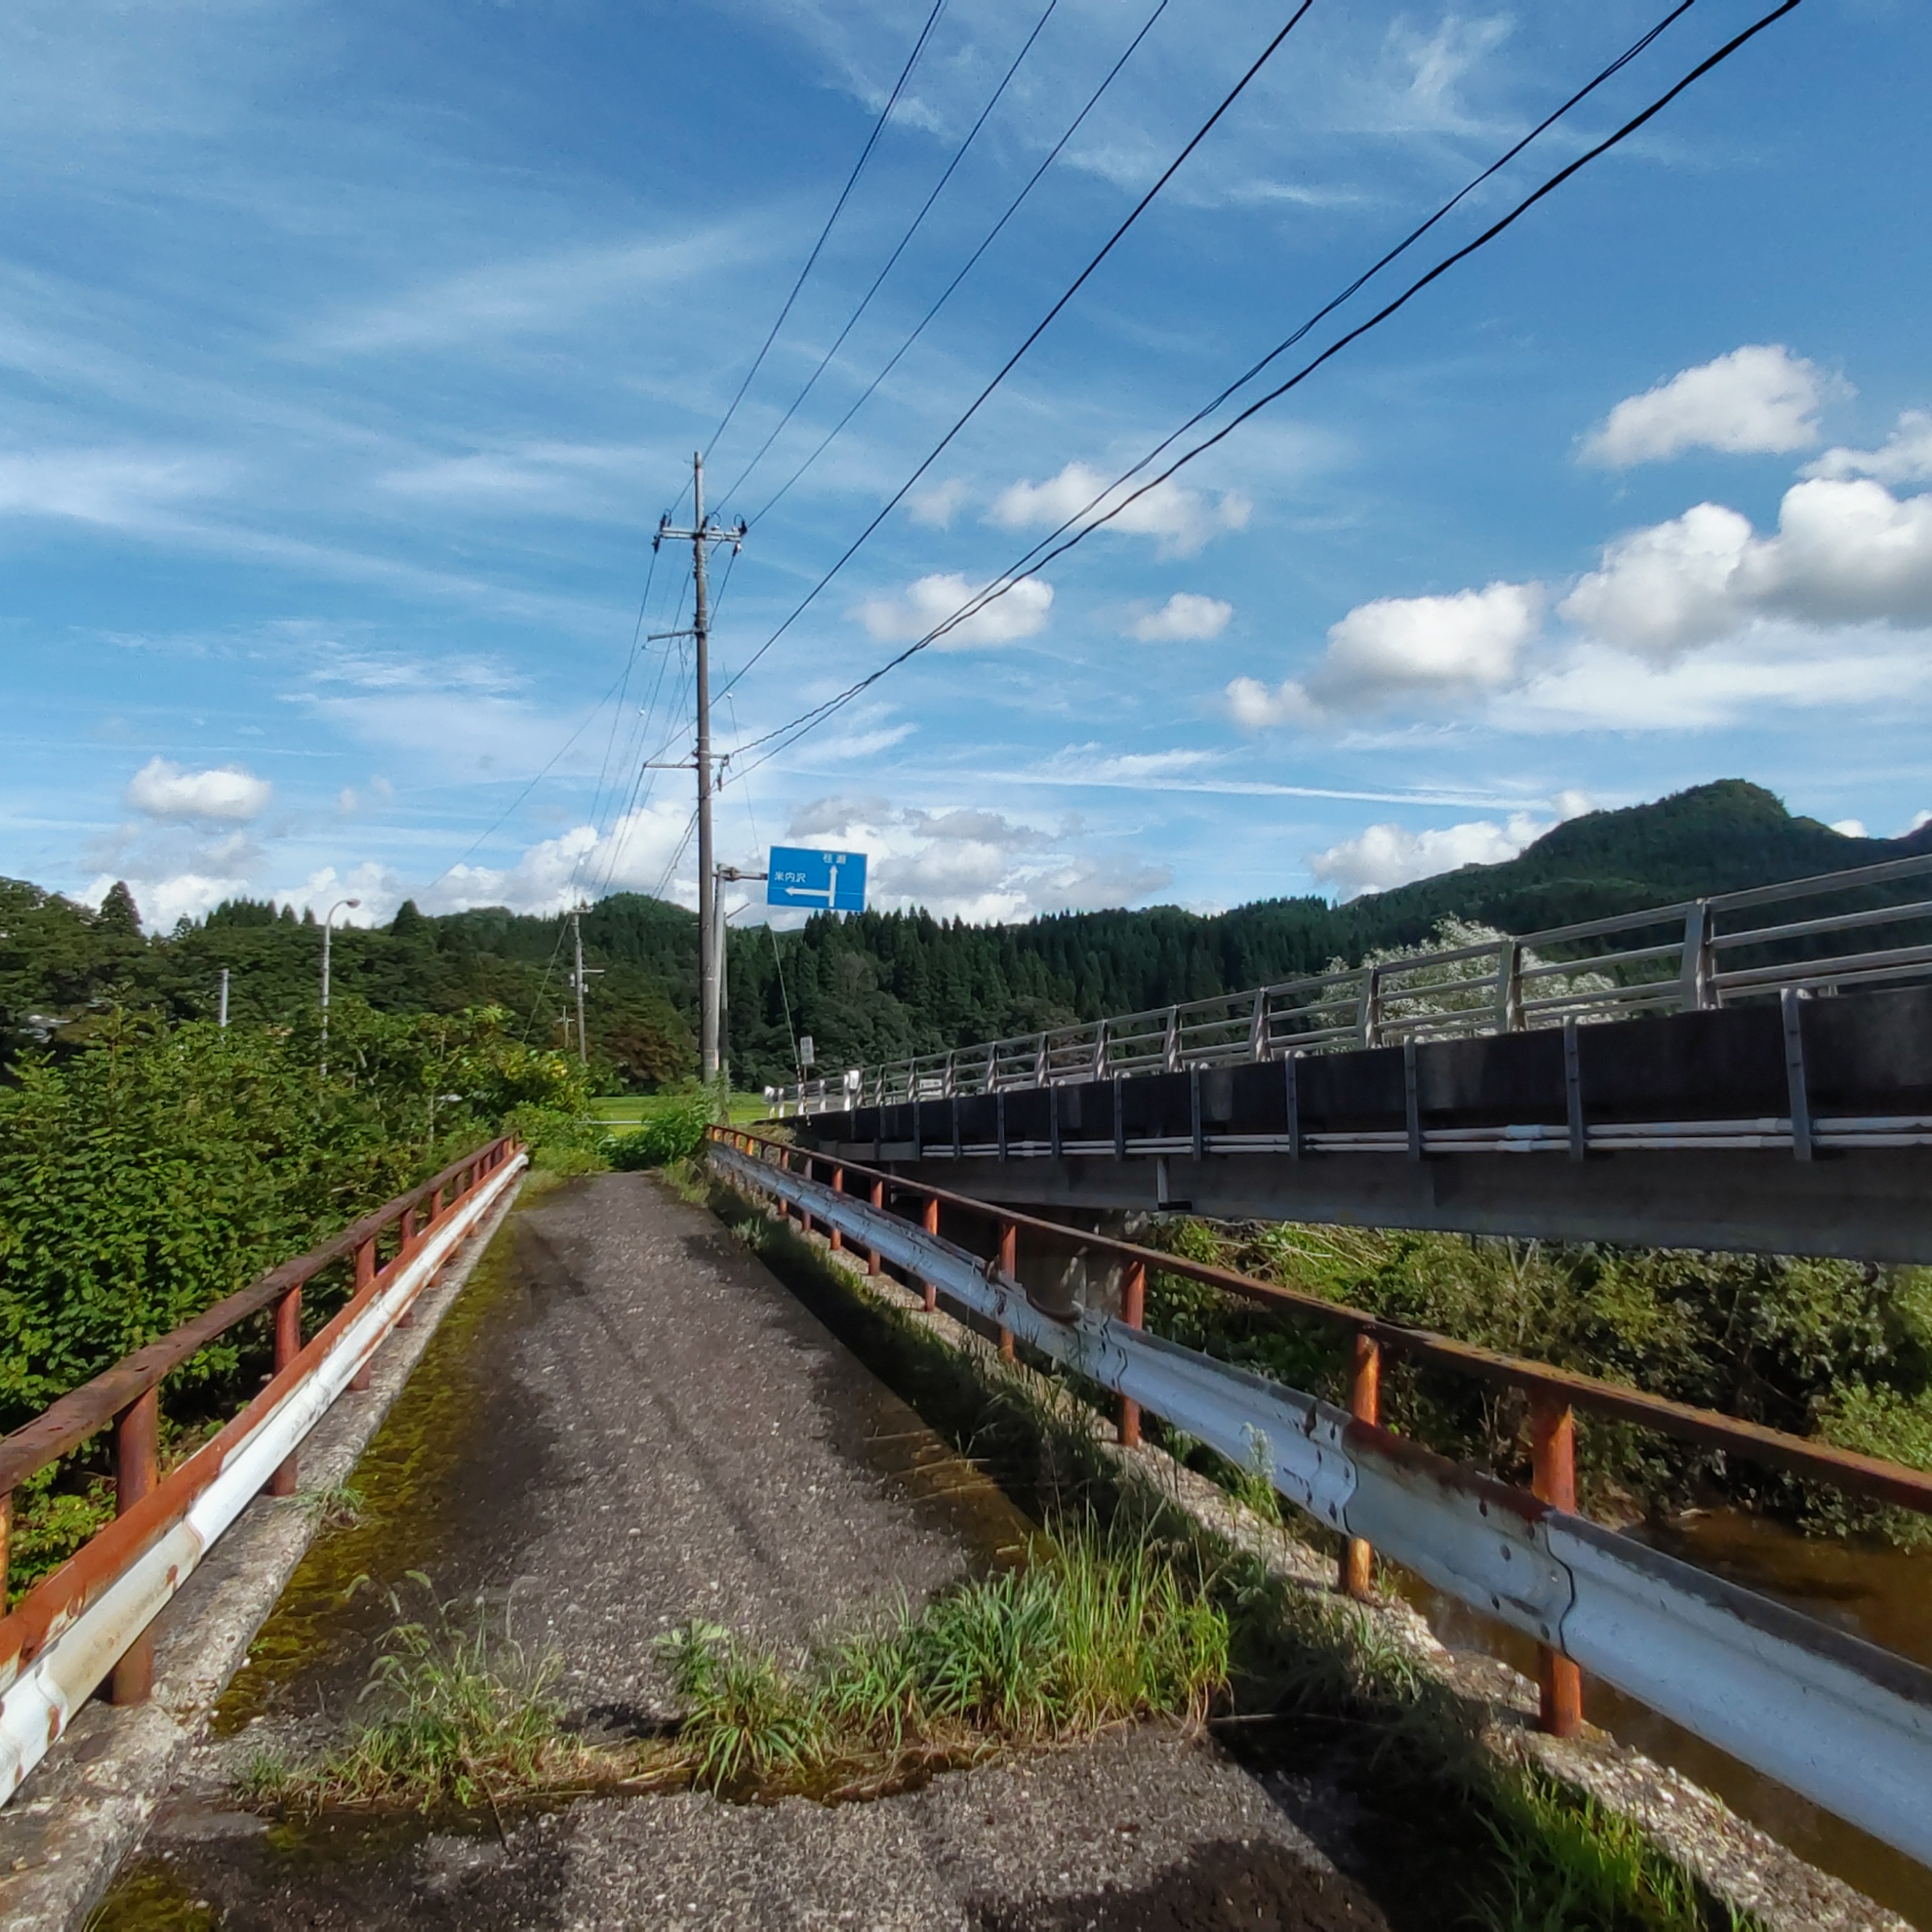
{"left": 609, "top": 1090, "right": 715, "bottom": 1171}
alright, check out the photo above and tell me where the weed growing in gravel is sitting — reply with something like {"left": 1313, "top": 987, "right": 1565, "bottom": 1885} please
{"left": 661, "top": 1521, "right": 1229, "bottom": 1798}
{"left": 244, "top": 1577, "right": 641, "bottom": 1814}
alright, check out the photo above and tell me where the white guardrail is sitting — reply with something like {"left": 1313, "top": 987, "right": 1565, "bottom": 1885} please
{"left": 709, "top": 1137, "right": 1932, "bottom": 1870}
{"left": 0, "top": 1150, "right": 527, "bottom": 1806}
{"left": 770, "top": 852, "right": 1932, "bottom": 1117}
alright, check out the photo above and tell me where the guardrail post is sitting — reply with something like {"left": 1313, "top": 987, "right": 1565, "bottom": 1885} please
{"left": 269, "top": 1286, "right": 303, "bottom": 1496}
{"left": 1358, "top": 966, "right": 1383, "bottom": 1048}
{"left": 997, "top": 1221, "right": 1017, "bottom": 1360}
{"left": 396, "top": 1205, "right": 419, "bottom": 1327}
{"left": 1496, "top": 939, "right": 1522, "bottom": 1034}
{"left": 350, "top": 1237, "right": 378, "bottom": 1391}
{"left": 1679, "top": 901, "right": 1715, "bottom": 1012}
{"left": 0, "top": 1489, "right": 11, "bottom": 1613}
{"left": 867, "top": 1178, "right": 884, "bottom": 1275}
{"left": 1119, "top": 1259, "right": 1146, "bottom": 1447}
{"left": 921, "top": 1196, "right": 939, "bottom": 1312}
{"left": 109, "top": 1388, "right": 160, "bottom": 1703}
{"left": 829, "top": 1168, "right": 844, "bottom": 1251}
{"left": 1531, "top": 1395, "right": 1583, "bottom": 1736}
{"left": 1343, "top": 1335, "right": 1380, "bottom": 1598}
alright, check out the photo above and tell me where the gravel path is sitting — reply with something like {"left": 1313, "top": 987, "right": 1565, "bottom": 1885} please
{"left": 100, "top": 1174, "right": 1387, "bottom": 1930}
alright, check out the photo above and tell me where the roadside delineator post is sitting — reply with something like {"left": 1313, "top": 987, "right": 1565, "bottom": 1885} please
{"left": 868, "top": 1179, "right": 884, "bottom": 1275}
{"left": 829, "top": 1169, "right": 844, "bottom": 1252}
{"left": 109, "top": 1388, "right": 160, "bottom": 1704}
{"left": 1532, "top": 1393, "right": 1583, "bottom": 1736}
{"left": 1119, "top": 1258, "right": 1146, "bottom": 1447}
{"left": 1344, "top": 1334, "right": 1380, "bottom": 1598}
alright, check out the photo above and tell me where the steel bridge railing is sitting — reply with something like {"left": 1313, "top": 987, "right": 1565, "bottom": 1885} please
{"left": 768, "top": 851, "right": 1932, "bottom": 1117}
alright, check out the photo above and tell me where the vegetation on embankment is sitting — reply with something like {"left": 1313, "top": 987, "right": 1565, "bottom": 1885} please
{"left": 0, "top": 1001, "right": 593, "bottom": 1596}
{"left": 1135, "top": 1219, "right": 1932, "bottom": 1546}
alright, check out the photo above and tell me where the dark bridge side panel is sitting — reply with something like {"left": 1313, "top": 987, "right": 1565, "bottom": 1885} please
{"left": 865, "top": 1146, "right": 1932, "bottom": 1265}
{"left": 795, "top": 987, "right": 1932, "bottom": 1261}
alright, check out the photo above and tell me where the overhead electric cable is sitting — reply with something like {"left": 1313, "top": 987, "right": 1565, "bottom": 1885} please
{"left": 704, "top": 0, "right": 949, "bottom": 464}
{"left": 745, "top": 0, "right": 1173, "bottom": 529}
{"left": 716, "top": 0, "right": 1318, "bottom": 701}
{"left": 716, "top": 0, "right": 1063, "bottom": 511}
{"left": 729, "top": 0, "right": 1804, "bottom": 772}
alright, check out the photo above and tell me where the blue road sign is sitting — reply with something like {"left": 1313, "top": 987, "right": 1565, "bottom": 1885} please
{"left": 766, "top": 846, "right": 867, "bottom": 913}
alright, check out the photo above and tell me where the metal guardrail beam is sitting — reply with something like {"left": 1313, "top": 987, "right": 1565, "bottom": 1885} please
{"left": 769, "top": 851, "right": 1932, "bottom": 1118}
{"left": 709, "top": 1136, "right": 1932, "bottom": 1872}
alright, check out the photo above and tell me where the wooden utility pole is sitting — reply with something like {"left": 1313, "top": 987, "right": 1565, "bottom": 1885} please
{"left": 655, "top": 455, "right": 746, "bottom": 1082}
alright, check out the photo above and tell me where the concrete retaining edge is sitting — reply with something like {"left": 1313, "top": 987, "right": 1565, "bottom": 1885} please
{"left": 0, "top": 1170, "right": 528, "bottom": 1932}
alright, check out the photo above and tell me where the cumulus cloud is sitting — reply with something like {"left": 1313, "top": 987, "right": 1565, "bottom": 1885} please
{"left": 275, "top": 864, "right": 398, "bottom": 924}
{"left": 855, "top": 572, "right": 1053, "bottom": 649}
{"left": 1130, "top": 593, "right": 1232, "bottom": 643}
{"left": 126, "top": 757, "right": 272, "bottom": 822}
{"left": 1807, "top": 410, "right": 1932, "bottom": 486}
{"left": 1309, "top": 799, "right": 1585, "bottom": 899}
{"left": 989, "top": 461, "right": 1250, "bottom": 558}
{"left": 1561, "top": 478, "right": 1932, "bottom": 656}
{"left": 425, "top": 798, "right": 698, "bottom": 917}
{"left": 780, "top": 795, "right": 1166, "bottom": 923}
{"left": 1227, "top": 582, "right": 1540, "bottom": 725}
{"left": 1831, "top": 819, "right": 1868, "bottom": 839}
{"left": 1583, "top": 345, "right": 1827, "bottom": 467}
{"left": 88, "top": 871, "right": 251, "bottom": 931}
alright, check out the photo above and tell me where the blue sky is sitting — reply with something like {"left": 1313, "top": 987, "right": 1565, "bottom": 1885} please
{"left": 4, "top": 0, "right": 1930, "bottom": 931}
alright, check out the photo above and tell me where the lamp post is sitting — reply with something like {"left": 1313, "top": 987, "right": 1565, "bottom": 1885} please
{"left": 320, "top": 897, "right": 361, "bottom": 1075}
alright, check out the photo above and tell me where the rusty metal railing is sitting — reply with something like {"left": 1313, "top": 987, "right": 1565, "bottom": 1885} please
{"left": 708, "top": 1125, "right": 1932, "bottom": 1869}
{"left": 0, "top": 1135, "right": 526, "bottom": 1805}
{"left": 770, "top": 850, "right": 1932, "bottom": 1117}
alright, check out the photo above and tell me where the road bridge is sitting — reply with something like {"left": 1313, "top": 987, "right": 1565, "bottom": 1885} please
{"left": 780, "top": 854, "right": 1932, "bottom": 1261}
{"left": 0, "top": 1109, "right": 1927, "bottom": 1927}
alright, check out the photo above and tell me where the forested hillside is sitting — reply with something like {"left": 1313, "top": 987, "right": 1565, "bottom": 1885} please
{"left": 4, "top": 781, "right": 1919, "bottom": 1092}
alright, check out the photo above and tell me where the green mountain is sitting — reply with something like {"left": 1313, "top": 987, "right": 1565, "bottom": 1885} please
{"left": 2, "top": 781, "right": 1920, "bottom": 1089}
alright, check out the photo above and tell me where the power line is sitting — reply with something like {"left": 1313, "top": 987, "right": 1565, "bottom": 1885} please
{"left": 743, "top": 0, "right": 1173, "bottom": 531}
{"left": 716, "top": 0, "right": 1063, "bottom": 513}
{"left": 704, "top": 0, "right": 949, "bottom": 465}
{"left": 728, "top": 0, "right": 1805, "bottom": 774}
{"left": 716, "top": 0, "right": 1317, "bottom": 703}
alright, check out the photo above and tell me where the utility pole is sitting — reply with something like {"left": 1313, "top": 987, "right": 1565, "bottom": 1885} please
{"left": 217, "top": 967, "right": 229, "bottom": 1030}
{"left": 654, "top": 454, "right": 746, "bottom": 1084}
{"left": 572, "top": 908, "right": 587, "bottom": 1066}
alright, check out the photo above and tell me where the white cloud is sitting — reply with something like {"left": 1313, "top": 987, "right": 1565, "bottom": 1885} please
{"left": 1228, "top": 582, "right": 1539, "bottom": 724}
{"left": 126, "top": 757, "right": 272, "bottom": 822}
{"left": 0, "top": 448, "right": 231, "bottom": 528}
{"left": 1130, "top": 593, "right": 1232, "bottom": 643}
{"left": 1562, "top": 480, "right": 1932, "bottom": 657}
{"left": 1807, "top": 411, "right": 1932, "bottom": 486}
{"left": 1831, "top": 819, "right": 1868, "bottom": 839}
{"left": 777, "top": 795, "right": 1167, "bottom": 922}
{"left": 855, "top": 572, "right": 1053, "bottom": 650}
{"left": 89, "top": 871, "right": 250, "bottom": 931}
{"left": 1558, "top": 503, "right": 1753, "bottom": 657}
{"left": 275, "top": 864, "right": 398, "bottom": 925}
{"left": 989, "top": 461, "right": 1249, "bottom": 559}
{"left": 1309, "top": 810, "right": 1553, "bottom": 899}
{"left": 1583, "top": 345, "right": 1827, "bottom": 467}
{"left": 906, "top": 478, "right": 968, "bottom": 529}
{"left": 426, "top": 797, "right": 698, "bottom": 917}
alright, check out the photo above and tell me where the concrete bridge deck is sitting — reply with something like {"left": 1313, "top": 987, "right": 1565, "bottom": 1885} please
{"left": 85, "top": 1172, "right": 1382, "bottom": 1931}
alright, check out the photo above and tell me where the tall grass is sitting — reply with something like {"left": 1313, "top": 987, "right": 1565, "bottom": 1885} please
{"left": 663, "top": 1521, "right": 1228, "bottom": 1795}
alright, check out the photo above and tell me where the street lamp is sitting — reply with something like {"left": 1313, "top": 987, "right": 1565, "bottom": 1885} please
{"left": 320, "top": 897, "right": 361, "bottom": 1075}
